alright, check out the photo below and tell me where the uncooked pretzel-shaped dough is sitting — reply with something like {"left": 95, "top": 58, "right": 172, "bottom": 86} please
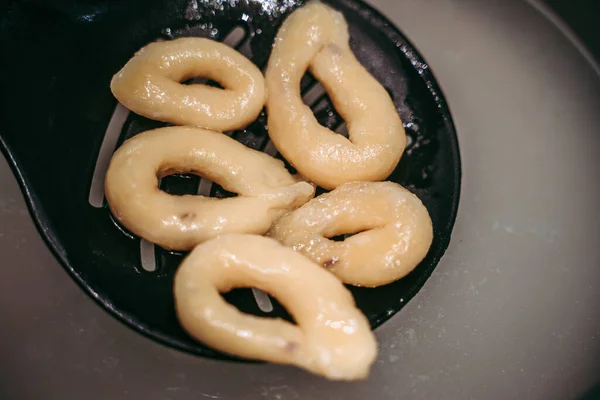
{"left": 174, "top": 234, "right": 377, "bottom": 380}
{"left": 269, "top": 181, "right": 433, "bottom": 287}
{"left": 111, "top": 37, "right": 265, "bottom": 131}
{"left": 265, "top": 1, "right": 406, "bottom": 190}
{"left": 105, "top": 127, "right": 314, "bottom": 251}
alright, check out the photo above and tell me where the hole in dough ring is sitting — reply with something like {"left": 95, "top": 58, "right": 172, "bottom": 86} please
{"left": 105, "top": 127, "right": 314, "bottom": 251}
{"left": 174, "top": 234, "right": 377, "bottom": 380}
{"left": 111, "top": 37, "right": 265, "bottom": 132}
{"left": 265, "top": 2, "right": 406, "bottom": 190}
{"left": 268, "top": 181, "right": 433, "bottom": 287}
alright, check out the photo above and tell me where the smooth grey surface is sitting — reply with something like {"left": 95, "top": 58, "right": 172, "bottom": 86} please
{"left": 1, "top": 0, "right": 600, "bottom": 399}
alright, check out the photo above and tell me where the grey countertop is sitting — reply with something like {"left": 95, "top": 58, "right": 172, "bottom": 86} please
{"left": 2, "top": 0, "right": 600, "bottom": 399}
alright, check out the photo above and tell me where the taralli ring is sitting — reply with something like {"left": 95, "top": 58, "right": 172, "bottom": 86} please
{"left": 265, "top": 1, "right": 406, "bottom": 189}
{"left": 269, "top": 181, "right": 433, "bottom": 287}
{"left": 111, "top": 37, "right": 265, "bottom": 132}
{"left": 174, "top": 234, "right": 377, "bottom": 380}
{"left": 105, "top": 127, "right": 315, "bottom": 251}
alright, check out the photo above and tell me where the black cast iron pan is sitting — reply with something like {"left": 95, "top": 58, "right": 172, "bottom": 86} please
{"left": 0, "top": 0, "right": 461, "bottom": 360}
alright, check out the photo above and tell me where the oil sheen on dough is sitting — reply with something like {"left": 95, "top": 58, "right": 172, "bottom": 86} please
{"left": 174, "top": 234, "right": 377, "bottom": 380}
{"left": 105, "top": 127, "right": 315, "bottom": 251}
{"left": 265, "top": 1, "right": 406, "bottom": 189}
{"left": 269, "top": 181, "right": 433, "bottom": 287}
{"left": 111, "top": 37, "right": 265, "bottom": 132}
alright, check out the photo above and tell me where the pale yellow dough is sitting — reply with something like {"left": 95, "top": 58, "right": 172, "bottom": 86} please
{"left": 174, "top": 234, "right": 377, "bottom": 380}
{"left": 105, "top": 127, "right": 314, "bottom": 251}
{"left": 111, "top": 37, "right": 265, "bottom": 132}
{"left": 269, "top": 181, "right": 433, "bottom": 287}
{"left": 265, "top": 1, "right": 406, "bottom": 190}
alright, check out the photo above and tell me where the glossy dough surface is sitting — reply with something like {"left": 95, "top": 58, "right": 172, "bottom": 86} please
{"left": 265, "top": 1, "right": 406, "bottom": 189}
{"left": 269, "top": 181, "right": 433, "bottom": 287}
{"left": 105, "top": 127, "right": 315, "bottom": 251}
{"left": 111, "top": 37, "right": 265, "bottom": 131}
{"left": 174, "top": 234, "right": 377, "bottom": 380}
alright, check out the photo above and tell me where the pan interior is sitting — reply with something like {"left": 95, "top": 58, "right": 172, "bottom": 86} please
{"left": 0, "top": 0, "right": 461, "bottom": 359}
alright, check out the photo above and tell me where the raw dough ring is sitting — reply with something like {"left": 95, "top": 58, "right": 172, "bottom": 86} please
{"left": 111, "top": 37, "right": 265, "bottom": 132}
{"left": 265, "top": 1, "right": 406, "bottom": 190}
{"left": 269, "top": 181, "right": 433, "bottom": 287}
{"left": 174, "top": 234, "right": 377, "bottom": 380}
{"left": 105, "top": 127, "right": 315, "bottom": 251}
